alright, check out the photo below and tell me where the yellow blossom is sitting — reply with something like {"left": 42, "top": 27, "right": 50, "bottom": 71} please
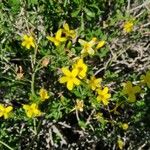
{"left": 23, "top": 103, "right": 41, "bottom": 118}
{"left": 78, "top": 37, "right": 97, "bottom": 55}
{"left": 47, "top": 29, "right": 67, "bottom": 46}
{"left": 87, "top": 76, "right": 102, "bottom": 90}
{"left": 21, "top": 35, "right": 35, "bottom": 49}
{"left": 123, "top": 21, "right": 134, "bottom": 33}
{"left": 122, "top": 123, "right": 129, "bottom": 130}
{"left": 0, "top": 104, "right": 13, "bottom": 119}
{"left": 75, "top": 99, "right": 84, "bottom": 112}
{"left": 117, "top": 139, "right": 124, "bottom": 150}
{"left": 63, "top": 23, "right": 76, "bottom": 39}
{"left": 73, "top": 59, "right": 87, "bottom": 79}
{"left": 140, "top": 71, "right": 150, "bottom": 88}
{"left": 59, "top": 67, "right": 80, "bottom": 90}
{"left": 96, "top": 40, "right": 105, "bottom": 50}
{"left": 97, "top": 87, "right": 111, "bottom": 105}
{"left": 122, "top": 81, "right": 141, "bottom": 102}
{"left": 39, "top": 88, "right": 50, "bottom": 101}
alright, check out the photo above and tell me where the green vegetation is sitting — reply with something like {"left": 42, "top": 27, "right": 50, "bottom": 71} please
{"left": 0, "top": 0, "right": 150, "bottom": 149}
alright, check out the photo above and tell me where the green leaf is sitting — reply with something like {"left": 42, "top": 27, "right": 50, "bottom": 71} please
{"left": 8, "top": 0, "right": 20, "bottom": 14}
{"left": 83, "top": 7, "right": 95, "bottom": 18}
{"left": 28, "top": 0, "right": 38, "bottom": 5}
{"left": 78, "top": 120, "right": 87, "bottom": 129}
{"left": 71, "top": 9, "right": 81, "bottom": 17}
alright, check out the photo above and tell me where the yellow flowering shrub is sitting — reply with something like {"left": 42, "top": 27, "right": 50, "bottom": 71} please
{"left": 0, "top": 1, "right": 149, "bottom": 149}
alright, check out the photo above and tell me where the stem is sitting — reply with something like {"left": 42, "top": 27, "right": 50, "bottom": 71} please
{"left": 75, "top": 109, "right": 80, "bottom": 122}
{"left": 31, "top": 41, "right": 38, "bottom": 95}
{"left": 31, "top": 72, "right": 35, "bottom": 95}
{"left": 0, "top": 140, "right": 14, "bottom": 150}
{"left": 33, "top": 118, "right": 37, "bottom": 135}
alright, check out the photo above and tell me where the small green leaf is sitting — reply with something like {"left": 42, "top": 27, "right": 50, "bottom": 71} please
{"left": 71, "top": 9, "right": 81, "bottom": 17}
{"left": 78, "top": 120, "right": 86, "bottom": 129}
{"left": 83, "top": 7, "right": 95, "bottom": 18}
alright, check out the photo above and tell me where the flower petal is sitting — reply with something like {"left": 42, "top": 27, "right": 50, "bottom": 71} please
{"left": 103, "top": 87, "right": 109, "bottom": 94}
{"left": 63, "top": 23, "right": 69, "bottom": 31}
{"left": 47, "top": 36, "right": 55, "bottom": 42}
{"left": 87, "top": 48, "right": 94, "bottom": 55}
{"left": 59, "top": 76, "right": 68, "bottom": 83}
{"left": 23, "top": 35, "right": 28, "bottom": 40}
{"left": 56, "top": 29, "right": 62, "bottom": 39}
{"left": 59, "top": 37, "right": 67, "bottom": 42}
{"left": 79, "top": 71, "right": 86, "bottom": 79}
{"left": 61, "top": 67, "right": 71, "bottom": 76}
{"left": 72, "top": 69, "right": 78, "bottom": 77}
{"left": 23, "top": 105, "right": 29, "bottom": 110}
{"left": 73, "top": 78, "right": 80, "bottom": 85}
{"left": 21, "top": 41, "right": 26, "bottom": 46}
{"left": 96, "top": 40, "right": 105, "bottom": 49}
{"left": 67, "top": 81, "right": 74, "bottom": 90}
{"left": 5, "top": 106, "right": 13, "bottom": 113}
{"left": 78, "top": 39, "right": 87, "bottom": 45}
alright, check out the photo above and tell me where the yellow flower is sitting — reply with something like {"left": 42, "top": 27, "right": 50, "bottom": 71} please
{"left": 123, "top": 21, "right": 134, "bottom": 33}
{"left": 122, "top": 123, "right": 129, "bottom": 130}
{"left": 59, "top": 67, "right": 80, "bottom": 90}
{"left": 39, "top": 88, "right": 50, "bottom": 101}
{"left": 122, "top": 81, "right": 141, "bottom": 102}
{"left": 73, "top": 59, "right": 88, "bottom": 79}
{"left": 75, "top": 99, "right": 84, "bottom": 112}
{"left": 140, "top": 71, "right": 150, "bottom": 88}
{"left": 23, "top": 103, "right": 41, "bottom": 118}
{"left": 47, "top": 29, "right": 67, "bottom": 46}
{"left": 97, "top": 87, "right": 111, "bottom": 105}
{"left": 63, "top": 23, "right": 76, "bottom": 39}
{"left": 96, "top": 40, "right": 105, "bottom": 50}
{"left": 21, "top": 35, "right": 35, "bottom": 49}
{"left": 0, "top": 104, "right": 13, "bottom": 119}
{"left": 87, "top": 76, "right": 102, "bottom": 90}
{"left": 78, "top": 37, "right": 97, "bottom": 55}
{"left": 117, "top": 139, "right": 124, "bottom": 150}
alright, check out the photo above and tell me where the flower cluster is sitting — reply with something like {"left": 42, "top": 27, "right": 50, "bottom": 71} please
{"left": 17, "top": 22, "right": 149, "bottom": 122}
{"left": 23, "top": 88, "right": 49, "bottom": 118}
{"left": 79, "top": 38, "right": 105, "bottom": 56}
{"left": 47, "top": 23, "right": 76, "bottom": 47}
{"left": 59, "top": 58, "right": 87, "bottom": 90}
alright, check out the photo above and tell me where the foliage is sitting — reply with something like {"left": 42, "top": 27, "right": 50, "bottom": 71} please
{"left": 0, "top": 0, "right": 150, "bottom": 149}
